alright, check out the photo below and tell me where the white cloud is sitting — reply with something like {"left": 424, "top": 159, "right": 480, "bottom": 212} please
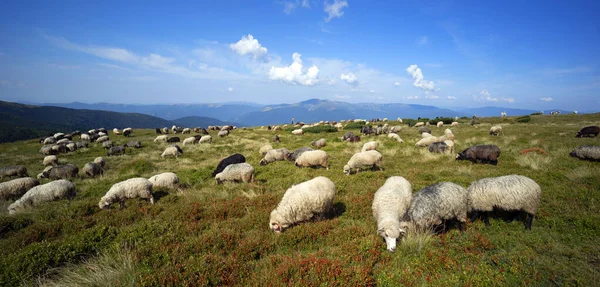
{"left": 417, "top": 36, "right": 428, "bottom": 45}
{"left": 282, "top": 0, "right": 311, "bottom": 14}
{"left": 447, "top": 96, "right": 457, "bottom": 100}
{"left": 370, "top": 90, "right": 376, "bottom": 93}
{"left": 334, "top": 94, "right": 349, "bottom": 99}
{"left": 394, "top": 81, "right": 400, "bottom": 87}
{"left": 540, "top": 97, "right": 553, "bottom": 102}
{"left": 407, "top": 95, "right": 419, "bottom": 100}
{"left": 473, "top": 89, "right": 515, "bottom": 103}
{"left": 269, "top": 53, "right": 319, "bottom": 86}
{"left": 229, "top": 34, "right": 268, "bottom": 59}
{"left": 324, "top": 0, "right": 348, "bottom": 22}
{"left": 302, "top": 0, "right": 310, "bottom": 8}
{"left": 425, "top": 94, "right": 439, "bottom": 99}
{"left": 340, "top": 72, "right": 358, "bottom": 86}
{"left": 228, "top": 87, "right": 234, "bottom": 92}
{"left": 406, "top": 64, "right": 436, "bottom": 91}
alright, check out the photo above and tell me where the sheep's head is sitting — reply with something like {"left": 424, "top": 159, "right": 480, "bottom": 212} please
{"left": 569, "top": 150, "right": 577, "bottom": 158}
{"left": 98, "top": 198, "right": 111, "bottom": 210}
{"left": 343, "top": 165, "right": 351, "bottom": 175}
{"left": 269, "top": 210, "right": 289, "bottom": 233}
{"left": 215, "top": 174, "right": 224, "bottom": 184}
{"left": 575, "top": 132, "right": 582, "bottom": 138}
{"left": 456, "top": 153, "right": 465, "bottom": 160}
{"left": 377, "top": 222, "right": 407, "bottom": 252}
{"left": 259, "top": 159, "right": 268, "bottom": 166}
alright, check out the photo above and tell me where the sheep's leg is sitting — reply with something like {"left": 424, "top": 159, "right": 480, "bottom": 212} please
{"left": 483, "top": 212, "right": 490, "bottom": 227}
{"left": 119, "top": 201, "right": 125, "bottom": 209}
{"left": 525, "top": 213, "right": 534, "bottom": 230}
{"left": 470, "top": 211, "right": 479, "bottom": 223}
{"left": 459, "top": 221, "right": 466, "bottom": 232}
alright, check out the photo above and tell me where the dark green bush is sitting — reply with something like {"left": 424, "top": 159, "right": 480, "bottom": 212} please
{"left": 302, "top": 125, "right": 338, "bottom": 133}
{"left": 431, "top": 117, "right": 455, "bottom": 124}
{"left": 344, "top": 121, "right": 366, "bottom": 129}
{"left": 517, "top": 115, "right": 532, "bottom": 123}
{"left": 530, "top": 112, "right": 543, "bottom": 116}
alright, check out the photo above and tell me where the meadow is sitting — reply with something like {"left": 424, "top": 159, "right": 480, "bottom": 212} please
{"left": 0, "top": 113, "right": 599, "bottom": 286}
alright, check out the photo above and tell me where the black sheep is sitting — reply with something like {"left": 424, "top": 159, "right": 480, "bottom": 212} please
{"left": 45, "top": 164, "right": 79, "bottom": 180}
{"left": 107, "top": 146, "right": 126, "bottom": 156}
{"left": 575, "top": 126, "right": 600, "bottom": 138}
{"left": 342, "top": 132, "right": 354, "bottom": 141}
{"left": 212, "top": 154, "right": 246, "bottom": 177}
{"left": 428, "top": 142, "right": 448, "bottom": 153}
{"left": 419, "top": 127, "right": 431, "bottom": 134}
{"left": 167, "top": 137, "right": 180, "bottom": 143}
{"left": 156, "top": 128, "right": 162, "bottom": 134}
{"left": 456, "top": 145, "right": 501, "bottom": 165}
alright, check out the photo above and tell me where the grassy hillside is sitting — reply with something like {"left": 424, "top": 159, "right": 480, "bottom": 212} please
{"left": 0, "top": 113, "right": 599, "bottom": 286}
{"left": 172, "top": 116, "right": 239, "bottom": 128}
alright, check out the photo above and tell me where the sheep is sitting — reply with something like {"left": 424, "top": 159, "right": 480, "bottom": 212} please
{"left": 291, "top": 129, "right": 304, "bottom": 135}
{"left": 287, "top": 147, "right": 313, "bottom": 162}
{"left": 569, "top": 145, "right": 600, "bottom": 161}
{"left": 361, "top": 141, "right": 378, "bottom": 152}
{"left": 148, "top": 172, "right": 179, "bottom": 189}
{"left": 215, "top": 163, "right": 255, "bottom": 184}
{"left": 212, "top": 153, "right": 246, "bottom": 177}
{"left": 260, "top": 148, "right": 290, "bottom": 165}
{"left": 43, "top": 155, "right": 58, "bottom": 166}
{"left": 154, "top": 135, "right": 168, "bottom": 143}
{"left": 437, "top": 121, "right": 444, "bottom": 128}
{"left": 56, "top": 138, "right": 70, "bottom": 145}
{"left": 295, "top": 150, "right": 329, "bottom": 170}
{"left": 182, "top": 128, "right": 191, "bottom": 134}
{"left": 389, "top": 126, "right": 402, "bottom": 133}
{"left": 343, "top": 150, "right": 383, "bottom": 175}
{"left": 161, "top": 145, "right": 183, "bottom": 158}
{"left": 193, "top": 135, "right": 209, "bottom": 144}
{"left": 183, "top": 137, "right": 196, "bottom": 146}
{"left": 96, "top": 136, "right": 110, "bottom": 143}
{"left": 113, "top": 128, "right": 121, "bottom": 135}
{"left": 99, "top": 178, "right": 154, "bottom": 209}
{"left": 426, "top": 122, "right": 431, "bottom": 127}
{"left": 167, "top": 137, "right": 180, "bottom": 143}
{"left": 53, "top": 132, "right": 65, "bottom": 139}
{"left": 43, "top": 164, "right": 79, "bottom": 180}
{"left": 43, "top": 137, "right": 56, "bottom": 145}
{"left": 387, "top": 133, "right": 404, "bottom": 143}
{"left": 269, "top": 176, "right": 336, "bottom": 233}
{"left": 8, "top": 179, "right": 76, "bottom": 214}
{"left": 397, "top": 118, "right": 403, "bottom": 123}
{"left": 414, "top": 122, "right": 425, "bottom": 127}
{"left": 76, "top": 141, "right": 89, "bottom": 149}
{"left": 0, "top": 166, "right": 29, "bottom": 179}
{"left": 107, "top": 146, "right": 126, "bottom": 157}
{"left": 372, "top": 176, "right": 412, "bottom": 252}
{"left": 161, "top": 127, "right": 169, "bottom": 134}
{"left": 123, "top": 129, "right": 132, "bottom": 137}
{"left": 102, "top": 140, "right": 113, "bottom": 149}
{"left": 51, "top": 144, "right": 67, "bottom": 154}
{"left": 273, "top": 135, "right": 280, "bottom": 143}
{"left": 428, "top": 142, "right": 449, "bottom": 153}
{"left": 451, "top": 122, "right": 459, "bottom": 126}
{"left": 415, "top": 136, "right": 446, "bottom": 147}
{"left": 0, "top": 177, "right": 40, "bottom": 200}
{"left": 400, "top": 182, "right": 468, "bottom": 232}
{"left": 342, "top": 132, "right": 354, "bottom": 141}
{"left": 456, "top": 145, "right": 501, "bottom": 165}
{"left": 421, "top": 132, "right": 433, "bottom": 138}
{"left": 311, "top": 138, "right": 326, "bottom": 149}
{"left": 259, "top": 144, "right": 274, "bottom": 155}
{"left": 418, "top": 127, "right": 431, "bottom": 134}
{"left": 444, "top": 140, "right": 455, "bottom": 154}
{"left": 94, "top": 157, "right": 106, "bottom": 168}
{"left": 124, "top": 140, "right": 142, "bottom": 148}
{"left": 467, "top": 175, "right": 541, "bottom": 230}
{"left": 489, "top": 125, "right": 503, "bottom": 136}
{"left": 66, "top": 142, "right": 77, "bottom": 152}
{"left": 218, "top": 130, "right": 229, "bottom": 137}
{"left": 575, "top": 126, "right": 600, "bottom": 138}
{"left": 346, "top": 135, "right": 361, "bottom": 142}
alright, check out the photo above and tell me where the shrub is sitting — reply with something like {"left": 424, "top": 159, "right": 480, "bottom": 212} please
{"left": 516, "top": 115, "right": 532, "bottom": 123}
{"left": 344, "top": 121, "right": 366, "bottom": 129}
{"left": 431, "top": 117, "right": 454, "bottom": 124}
{"left": 530, "top": 112, "right": 543, "bottom": 116}
{"left": 302, "top": 125, "right": 338, "bottom": 133}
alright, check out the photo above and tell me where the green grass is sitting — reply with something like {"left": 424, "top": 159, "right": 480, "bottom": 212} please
{"left": 1, "top": 114, "right": 599, "bottom": 286}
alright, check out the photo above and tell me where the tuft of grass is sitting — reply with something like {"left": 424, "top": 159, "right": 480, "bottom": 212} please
{"left": 399, "top": 225, "right": 435, "bottom": 254}
{"left": 517, "top": 153, "right": 552, "bottom": 170}
{"left": 344, "top": 121, "right": 366, "bottom": 129}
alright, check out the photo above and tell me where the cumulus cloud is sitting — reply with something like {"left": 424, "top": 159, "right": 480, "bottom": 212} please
{"left": 540, "top": 97, "right": 553, "bottom": 102}
{"left": 283, "top": 0, "right": 311, "bottom": 13}
{"left": 340, "top": 72, "right": 358, "bottom": 86}
{"left": 324, "top": 0, "right": 348, "bottom": 22}
{"left": 447, "top": 96, "right": 457, "bottom": 100}
{"left": 229, "top": 34, "right": 268, "bottom": 59}
{"left": 269, "top": 53, "right": 319, "bottom": 86}
{"left": 228, "top": 87, "right": 234, "bottom": 92}
{"left": 406, "top": 64, "right": 436, "bottom": 91}
{"left": 473, "top": 89, "right": 515, "bottom": 103}
{"left": 394, "top": 81, "right": 400, "bottom": 87}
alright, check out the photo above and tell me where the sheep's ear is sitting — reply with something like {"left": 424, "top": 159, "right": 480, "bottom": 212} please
{"left": 399, "top": 228, "right": 407, "bottom": 236}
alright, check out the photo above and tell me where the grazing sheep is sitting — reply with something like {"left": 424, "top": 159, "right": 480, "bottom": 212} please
{"left": 0, "top": 166, "right": 29, "bottom": 179}
{"left": 167, "top": 137, "right": 180, "bottom": 143}
{"left": 113, "top": 128, "right": 121, "bottom": 135}
{"left": 44, "top": 164, "right": 79, "bottom": 180}
{"left": 0, "top": 177, "right": 40, "bottom": 200}
{"left": 154, "top": 135, "right": 168, "bottom": 143}
{"left": 124, "top": 140, "right": 142, "bottom": 148}
{"left": 269, "top": 176, "right": 336, "bottom": 233}
{"left": 43, "top": 137, "right": 56, "bottom": 145}
{"left": 415, "top": 136, "right": 446, "bottom": 147}
{"left": 569, "top": 145, "right": 600, "bottom": 161}
{"left": 437, "top": 121, "right": 444, "bottom": 128}
{"left": 428, "top": 142, "right": 448, "bottom": 153}
{"left": 273, "top": 135, "right": 280, "bottom": 143}
{"left": 389, "top": 126, "right": 402, "bottom": 133}
{"left": 260, "top": 148, "right": 290, "bottom": 165}
{"left": 372, "top": 176, "right": 412, "bottom": 252}
{"left": 94, "top": 157, "right": 106, "bottom": 168}
{"left": 66, "top": 142, "right": 77, "bottom": 152}
{"left": 287, "top": 147, "right": 313, "bottom": 162}
{"left": 215, "top": 163, "right": 255, "bottom": 184}
{"left": 75, "top": 141, "right": 88, "bottom": 149}
{"left": 80, "top": 134, "right": 90, "bottom": 141}
{"left": 99, "top": 178, "right": 154, "bottom": 209}
{"left": 361, "top": 141, "right": 378, "bottom": 152}
{"left": 161, "top": 145, "right": 183, "bottom": 158}
{"left": 444, "top": 140, "right": 455, "bottom": 154}
{"left": 212, "top": 154, "right": 246, "bottom": 177}
{"left": 102, "top": 140, "right": 113, "bottom": 149}
{"left": 218, "top": 130, "right": 229, "bottom": 137}
{"left": 342, "top": 132, "right": 355, "bottom": 141}
{"left": 156, "top": 128, "right": 162, "bottom": 134}
{"left": 96, "top": 136, "right": 110, "bottom": 143}
{"left": 82, "top": 162, "right": 103, "bottom": 178}
{"left": 451, "top": 122, "right": 459, "bottom": 126}
{"left": 418, "top": 127, "right": 431, "bottom": 134}
{"left": 343, "top": 150, "right": 383, "bottom": 175}
{"left": 43, "top": 155, "right": 58, "bottom": 166}
{"left": 53, "top": 132, "right": 65, "bottom": 139}
{"left": 161, "top": 127, "right": 169, "bottom": 134}
{"left": 8, "top": 179, "right": 76, "bottom": 214}
{"left": 107, "top": 146, "right": 126, "bottom": 157}
{"left": 489, "top": 125, "right": 503, "bottom": 136}
{"left": 149, "top": 172, "right": 179, "bottom": 189}
{"left": 197, "top": 135, "right": 211, "bottom": 144}
{"left": 56, "top": 138, "right": 70, "bottom": 145}
{"left": 575, "top": 126, "right": 600, "bottom": 138}
{"left": 311, "top": 138, "right": 326, "bottom": 149}
{"left": 467, "top": 175, "right": 541, "bottom": 229}
{"left": 291, "top": 129, "right": 304, "bottom": 135}
{"left": 415, "top": 122, "right": 425, "bottom": 127}
{"left": 456, "top": 145, "right": 501, "bottom": 165}
{"left": 98, "top": 132, "right": 107, "bottom": 137}
{"left": 123, "top": 128, "right": 132, "bottom": 137}
{"left": 259, "top": 144, "right": 274, "bottom": 155}
{"left": 295, "top": 150, "right": 329, "bottom": 169}
{"left": 40, "top": 145, "right": 56, "bottom": 155}
{"left": 421, "top": 132, "right": 433, "bottom": 138}
{"left": 182, "top": 128, "right": 191, "bottom": 134}
{"left": 387, "top": 133, "right": 404, "bottom": 143}
{"left": 183, "top": 137, "right": 196, "bottom": 146}
{"left": 426, "top": 122, "right": 431, "bottom": 127}
{"left": 346, "top": 135, "right": 361, "bottom": 142}
{"left": 400, "top": 182, "right": 468, "bottom": 232}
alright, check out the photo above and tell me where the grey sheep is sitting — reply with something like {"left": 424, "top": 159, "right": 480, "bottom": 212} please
{"left": 419, "top": 127, "right": 431, "bottom": 134}
{"left": 311, "top": 138, "right": 326, "bottom": 149}
{"left": 99, "top": 178, "right": 154, "bottom": 209}
{"left": 125, "top": 140, "right": 142, "bottom": 148}
{"left": 102, "top": 140, "right": 113, "bottom": 149}
{"left": 569, "top": 145, "right": 600, "bottom": 161}
{"left": 215, "top": 163, "right": 255, "bottom": 184}
{"left": 259, "top": 144, "right": 274, "bottom": 155}
{"left": 0, "top": 166, "right": 29, "bottom": 179}
{"left": 467, "top": 175, "right": 541, "bottom": 230}
{"left": 0, "top": 177, "right": 40, "bottom": 200}
{"left": 44, "top": 164, "right": 79, "bottom": 180}
{"left": 107, "top": 146, "right": 126, "bottom": 157}
{"left": 260, "top": 148, "right": 290, "bottom": 165}
{"left": 428, "top": 142, "right": 448, "bottom": 153}
{"left": 82, "top": 162, "right": 103, "bottom": 178}
{"left": 372, "top": 176, "right": 412, "bottom": 252}
{"left": 8, "top": 179, "right": 76, "bottom": 215}
{"left": 287, "top": 147, "right": 313, "bottom": 161}
{"left": 218, "top": 130, "right": 229, "bottom": 137}
{"left": 400, "top": 182, "right": 468, "bottom": 232}
{"left": 75, "top": 141, "right": 89, "bottom": 149}
{"left": 456, "top": 144, "right": 501, "bottom": 165}
{"left": 40, "top": 145, "right": 57, "bottom": 155}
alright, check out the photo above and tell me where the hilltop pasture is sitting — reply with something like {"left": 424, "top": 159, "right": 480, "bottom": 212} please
{"left": 0, "top": 113, "right": 599, "bottom": 286}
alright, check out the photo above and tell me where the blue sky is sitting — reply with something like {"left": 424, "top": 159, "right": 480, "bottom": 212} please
{"left": 0, "top": 0, "right": 599, "bottom": 111}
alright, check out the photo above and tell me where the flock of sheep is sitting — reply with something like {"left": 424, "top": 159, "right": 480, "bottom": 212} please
{"left": 0, "top": 118, "right": 599, "bottom": 252}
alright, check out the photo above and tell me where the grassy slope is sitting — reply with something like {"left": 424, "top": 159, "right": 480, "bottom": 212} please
{"left": 0, "top": 114, "right": 599, "bottom": 286}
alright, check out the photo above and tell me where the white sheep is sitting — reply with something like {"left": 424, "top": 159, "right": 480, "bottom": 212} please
{"left": 260, "top": 148, "right": 290, "bottom": 165}
{"left": 94, "top": 157, "right": 106, "bottom": 168}
{"left": 0, "top": 177, "right": 40, "bottom": 200}
{"left": 53, "top": 132, "right": 65, "bottom": 139}
{"left": 311, "top": 138, "right": 326, "bottom": 149}
{"left": 215, "top": 163, "right": 255, "bottom": 184}
{"left": 451, "top": 122, "right": 459, "bottom": 126}
{"left": 43, "top": 155, "right": 58, "bottom": 166}
{"left": 259, "top": 144, "right": 273, "bottom": 155}
{"left": 421, "top": 132, "right": 433, "bottom": 138}
{"left": 8, "top": 179, "right": 76, "bottom": 214}
{"left": 444, "top": 140, "right": 455, "bottom": 154}
{"left": 80, "top": 134, "right": 90, "bottom": 141}
{"left": 161, "top": 145, "right": 183, "bottom": 158}
{"left": 148, "top": 172, "right": 179, "bottom": 189}
{"left": 269, "top": 176, "right": 336, "bottom": 233}
{"left": 414, "top": 122, "right": 425, "bottom": 127}
{"left": 43, "top": 137, "right": 56, "bottom": 145}
{"left": 489, "top": 125, "right": 503, "bottom": 136}
{"left": 389, "top": 126, "right": 402, "bottom": 133}
{"left": 343, "top": 150, "right": 383, "bottom": 175}
{"left": 183, "top": 137, "right": 196, "bottom": 146}
{"left": 372, "top": 176, "right": 412, "bottom": 252}
{"left": 199, "top": 135, "right": 212, "bottom": 144}
{"left": 437, "top": 121, "right": 444, "bottom": 127}
{"left": 99, "top": 178, "right": 154, "bottom": 209}
{"left": 291, "top": 129, "right": 304, "bottom": 135}
{"left": 37, "top": 166, "right": 53, "bottom": 179}
{"left": 415, "top": 135, "right": 447, "bottom": 147}
{"left": 467, "top": 175, "right": 541, "bottom": 229}
{"left": 387, "top": 133, "right": 404, "bottom": 143}
{"left": 182, "top": 128, "right": 191, "bottom": 134}
{"left": 154, "top": 135, "right": 168, "bottom": 143}
{"left": 218, "top": 130, "right": 229, "bottom": 137}
{"left": 361, "top": 141, "right": 378, "bottom": 152}
{"left": 95, "top": 136, "right": 109, "bottom": 143}
{"left": 295, "top": 150, "right": 329, "bottom": 170}
{"left": 397, "top": 118, "right": 403, "bottom": 123}
{"left": 56, "top": 138, "right": 70, "bottom": 144}
{"left": 113, "top": 128, "right": 121, "bottom": 135}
